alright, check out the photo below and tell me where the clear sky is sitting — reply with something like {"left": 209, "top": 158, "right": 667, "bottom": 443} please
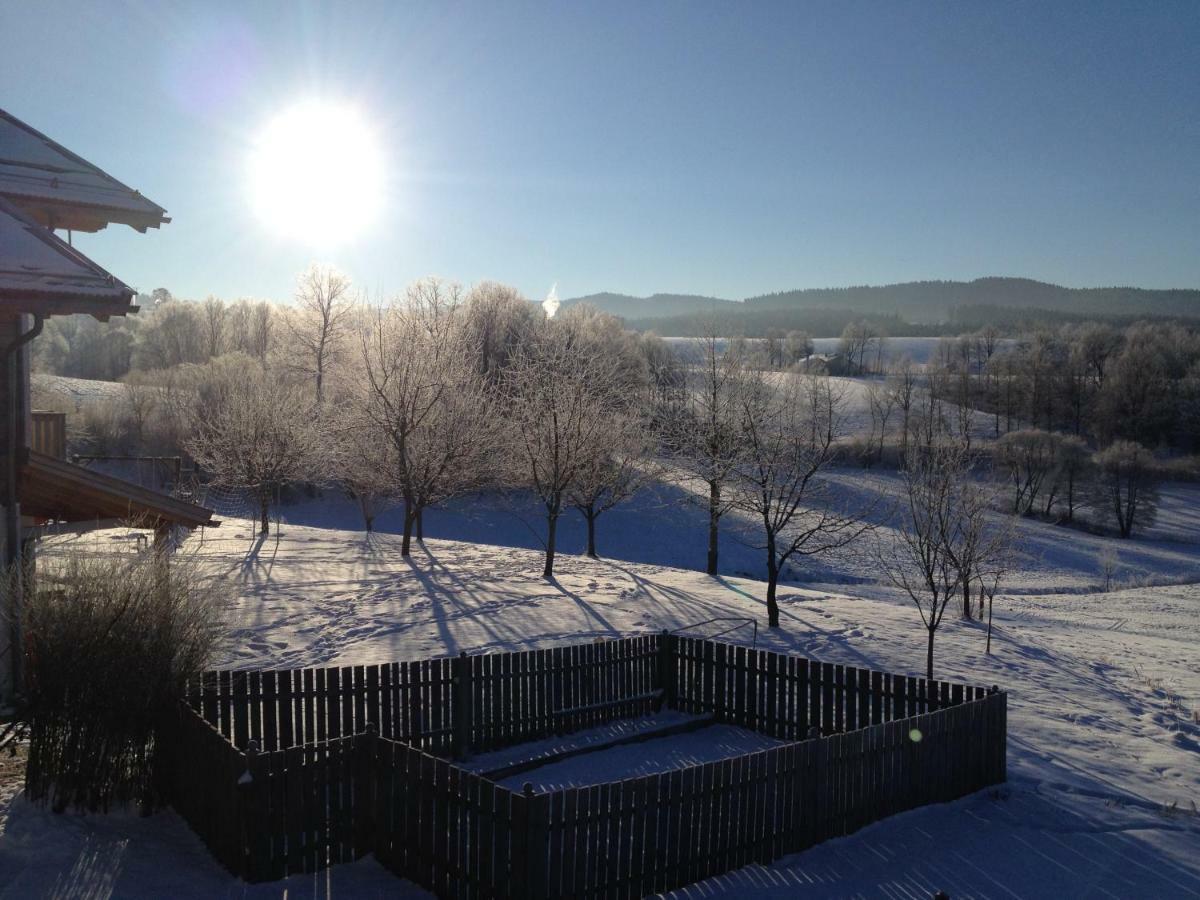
{"left": 4, "top": 0, "right": 1197, "bottom": 303}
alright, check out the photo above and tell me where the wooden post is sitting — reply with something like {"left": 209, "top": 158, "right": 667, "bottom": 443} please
{"left": 453, "top": 651, "right": 472, "bottom": 759}
{"left": 238, "top": 740, "right": 267, "bottom": 881}
{"left": 657, "top": 630, "right": 676, "bottom": 711}
{"left": 355, "top": 722, "right": 378, "bottom": 858}
{"left": 523, "top": 783, "right": 550, "bottom": 900}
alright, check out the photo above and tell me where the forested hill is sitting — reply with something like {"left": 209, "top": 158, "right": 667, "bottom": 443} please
{"left": 564, "top": 278, "right": 1200, "bottom": 335}
{"left": 743, "top": 278, "right": 1200, "bottom": 321}
{"left": 562, "top": 292, "right": 737, "bottom": 320}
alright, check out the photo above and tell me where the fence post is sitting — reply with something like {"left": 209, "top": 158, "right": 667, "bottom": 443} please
{"left": 355, "top": 722, "right": 378, "bottom": 858}
{"left": 453, "top": 651, "right": 472, "bottom": 759}
{"left": 238, "top": 740, "right": 268, "bottom": 882}
{"left": 523, "top": 783, "right": 550, "bottom": 900}
{"left": 657, "top": 629, "right": 676, "bottom": 711}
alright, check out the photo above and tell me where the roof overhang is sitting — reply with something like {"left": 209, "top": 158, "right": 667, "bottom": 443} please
{"left": 0, "top": 108, "right": 169, "bottom": 232}
{"left": 0, "top": 195, "right": 137, "bottom": 320}
{"left": 18, "top": 450, "right": 217, "bottom": 531}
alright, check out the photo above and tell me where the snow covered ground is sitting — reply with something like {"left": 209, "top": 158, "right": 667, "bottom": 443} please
{"left": 30, "top": 373, "right": 127, "bottom": 410}
{"left": 7, "top": 510, "right": 1199, "bottom": 898}
{"left": 263, "top": 470, "right": 1200, "bottom": 596}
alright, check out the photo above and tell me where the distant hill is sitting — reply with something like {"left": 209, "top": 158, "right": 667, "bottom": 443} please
{"left": 743, "top": 277, "right": 1200, "bottom": 322}
{"left": 564, "top": 277, "right": 1200, "bottom": 335}
{"left": 563, "top": 292, "right": 737, "bottom": 320}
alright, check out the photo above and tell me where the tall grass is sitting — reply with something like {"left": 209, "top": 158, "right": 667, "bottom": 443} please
{"left": 18, "top": 550, "right": 220, "bottom": 812}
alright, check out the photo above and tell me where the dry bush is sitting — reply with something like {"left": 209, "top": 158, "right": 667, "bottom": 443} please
{"left": 18, "top": 549, "right": 220, "bottom": 812}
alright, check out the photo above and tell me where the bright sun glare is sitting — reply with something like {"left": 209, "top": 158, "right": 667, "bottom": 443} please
{"left": 249, "top": 100, "right": 384, "bottom": 245}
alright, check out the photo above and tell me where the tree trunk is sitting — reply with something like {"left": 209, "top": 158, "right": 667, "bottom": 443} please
{"left": 259, "top": 491, "right": 270, "bottom": 535}
{"left": 401, "top": 506, "right": 415, "bottom": 556}
{"left": 585, "top": 510, "right": 597, "bottom": 558}
{"left": 706, "top": 480, "right": 720, "bottom": 576}
{"left": 416, "top": 508, "right": 424, "bottom": 543}
{"left": 1065, "top": 470, "right": 1076, "bottom": 523}
{"left": 765, "top": 549, "right": 780, "bottom": 628}
{"left": 544, "top": 511, "right": 559, "bottom": 578}
{"left": 962, "top": 574, "right": 973, "bottom": 620}
{"left": 926, "top": 627, "right": 936, "bottom": 681}
{"left": 986, "top": 593, "right": 995, "bottom": 654}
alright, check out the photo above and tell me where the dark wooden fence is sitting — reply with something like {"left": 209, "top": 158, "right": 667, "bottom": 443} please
{"left": 167, "top": 635, "right": 1007, "bottom": 894}
{"left": 191, "top": 635, "right": 661, "bottom": 757}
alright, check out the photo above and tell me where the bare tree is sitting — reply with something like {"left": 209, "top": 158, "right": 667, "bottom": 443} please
{"left": 663, "top": 328, "right": 752, "bottom": 575}
{"left": 734, "top": 374, "right": 871, "bottom": 628}
{"left": 1097, "top": 545, "right": 1120, "bottom": 593}
{"left": 1094, "top": 440, "right": 1159, "bottom": 538}
{"left": 977, "top": 536, "right": 1015, "bottom": 655}
{"left": 838, "top": 319, "right": 879, "bottom": 374}
{"left": 359, "top": 279, "right": 498, "bottom": 554}
{"left": 1079, "top": 323, "right": 1124, "bottom": 388}
{"left": 995, "top": 429, "right": 1060, "bottom": 515}
{"left": 180, "top": 356, "right": 323, "bottom": 533}
{"left": 887, "top": 356, "right": 919, "bottom": 455}
{"left": 327, "top": 401, "right": 397, "bottom": 532}
{"left": 248, "top": 301, "right": 274, "bottom": 364}
{"left": 878, "top": 442, "right": 990, "bottom": 679}
{"left": 133, "top": 301, "right": 205, "bottom": 370}
{"left": 785, "top": 330, "right": 814, "bottom": 367}
{"left": 287, "top": 264, "right": 354, "bottom": 403}
{"left": 568, "top": 413, "right": 657, "bottom": 558}
{"left": 200, "top": 296, "right": 227, "bottom": 360}
{"left": 863, "top": 379, "right": 896, "bottom": 468}
{"left": 502, "top": 324, "right": 628, "bottom": 577}
{"left": 638, "top": 332, "right": 686, "bottom": 414}
{"left": 462, "top": 281, "right": 537, "bottom": 380}
{"left": 1041, "top": 434, "right": 1089, "bottom": 521}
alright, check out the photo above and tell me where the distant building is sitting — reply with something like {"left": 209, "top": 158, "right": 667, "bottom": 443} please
{"left": 0, "top": 109, "right": 216, "bottom": 707}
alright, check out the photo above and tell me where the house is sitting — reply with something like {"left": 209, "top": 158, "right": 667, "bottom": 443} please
{"left": 0, "top": 109, "right": 216, "bottom": 708}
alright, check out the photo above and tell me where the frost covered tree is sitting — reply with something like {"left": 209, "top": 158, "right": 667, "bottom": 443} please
{"left": 994, "top": 429, "right": 1060, "bottom": 515}
{"left": 734, "top": 374, "right": 871, "bottom": 628}
{"left": 663, "top": 329, "right": 753, "bottom": 576}
{"left": 862, "top": 379, "right": 896, "bottom": 467}
{"left": 879, "top": 442, "right": 994, "bottom": 678}
{"left": 180, "top": 356, "right": 323, "bottom": 534}
{"left": 887, "top": 356, "right": 920, "bottom": 455}
{"left": 133, "top": 301, "right": 206, "bottom": 370}
{"left": 568, "top": 414, "right": 657, "bottom": 558}
{"left": 502, "top": 324, "right": 629, "bottom": 578}
{"left": 785, "top": 330, "right": 814, "bottom": 366}
{"left": 359, "top": 279, "right": 499, "bottom": 554}
{"left": 200, "top": 296, "right": 227, "bottom": 359}
{"left": 1093, "top": 440, "right": 1159, "bottom": 539}
{"left": 286, "top": 264, "right": 354, "bottom": 403}
{"left": 461, "top": 281, "right": 537, "bottom": 380}
{"left": 327, "top": 402, "right": 397, "bottom": 532}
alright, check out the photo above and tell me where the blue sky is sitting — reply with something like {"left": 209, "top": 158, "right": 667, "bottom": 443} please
{"left": 4, "top": 1, "right": 1197, "bottom": 303}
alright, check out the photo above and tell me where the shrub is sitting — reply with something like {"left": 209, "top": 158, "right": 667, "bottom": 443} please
{"left": 18, "top": 549, "right": 220, "bottom": 812}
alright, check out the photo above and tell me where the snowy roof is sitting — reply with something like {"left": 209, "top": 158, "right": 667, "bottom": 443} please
{"left": 0, "top": 108, "right": 169, "bottom": 232}
{"left": 0, "top": 195, "right": 136, "bottom": 318}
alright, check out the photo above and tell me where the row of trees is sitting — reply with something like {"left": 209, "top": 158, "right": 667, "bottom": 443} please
{"left": 929, "top": 321, "right": 1200, "bottom": 452}
{"left": 128, "top": 274, "right": 870, "bottom": 632}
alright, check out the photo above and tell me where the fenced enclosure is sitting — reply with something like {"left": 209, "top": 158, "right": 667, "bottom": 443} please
{"left": 163, "top": 635, "right": 1007, "bottom": 896}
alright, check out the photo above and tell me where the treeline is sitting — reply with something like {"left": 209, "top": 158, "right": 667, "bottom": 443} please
{"left": 924, "top": 321, "right": 1200, "bottom": 453}
{"left": 743, "top": 277, "right": 1200, "bottom": 322}
{"left": 35, "top": 292, "right": 274, "bottom": 382}
{"left": 625, "top": 307, "right": 924, "bottom": 339}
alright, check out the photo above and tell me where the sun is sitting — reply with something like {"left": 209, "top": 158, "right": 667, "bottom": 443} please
{"left": 248, "top": 100, "right": 384, "bottom": 245}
